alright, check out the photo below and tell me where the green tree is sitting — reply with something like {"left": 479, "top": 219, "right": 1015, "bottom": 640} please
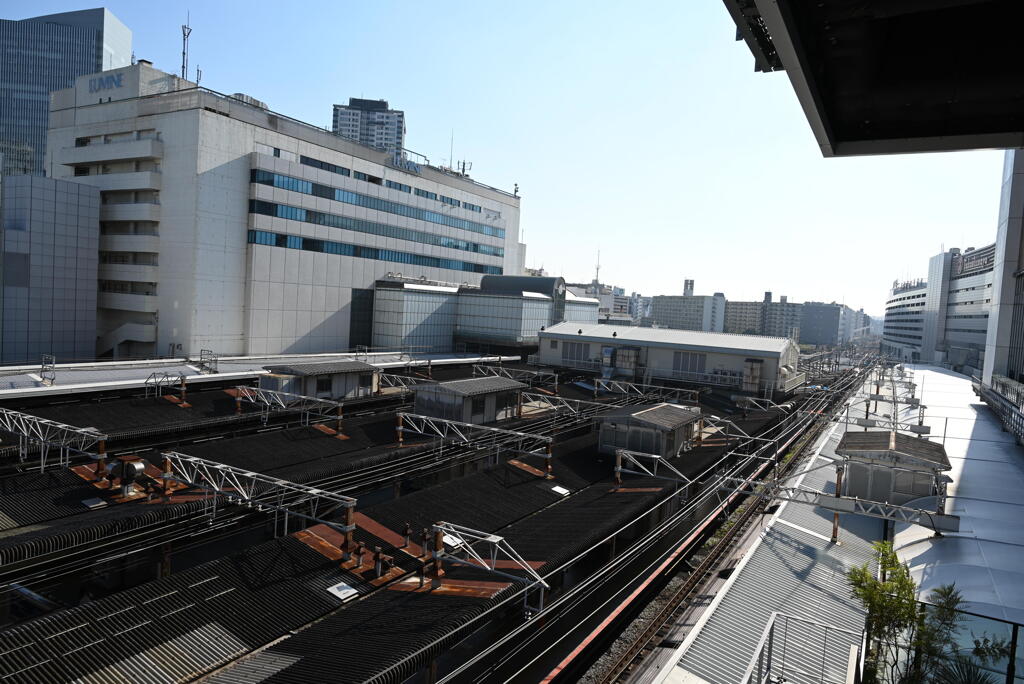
{"left": 848, "top": 541, "right": 921, "bottom": 683}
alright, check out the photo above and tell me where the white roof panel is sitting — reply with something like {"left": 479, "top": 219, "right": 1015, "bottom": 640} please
{"left": 541, "top": 322, "right": 794, "bottom": 356}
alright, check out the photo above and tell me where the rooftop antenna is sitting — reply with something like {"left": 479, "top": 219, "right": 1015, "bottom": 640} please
{"left": 195, "top": 64, "right": 202, "bottom": 86}
{"left": 449, "top": 129, "right": 454, "bottom": 170}
{"left": 131, "top": 51, "right": 136, "bottom": 65}
{"left": 594, "top": 250, "right": 601, "bottom": 285}
{"left": 181, "top": 13, "right": 192, "bottom": 80}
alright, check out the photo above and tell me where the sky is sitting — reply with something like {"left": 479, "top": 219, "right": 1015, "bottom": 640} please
{"left": 15, "top": 1, "right": 1006, "bottom": 317}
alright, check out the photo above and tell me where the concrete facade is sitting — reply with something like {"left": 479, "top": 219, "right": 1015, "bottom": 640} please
{"left": 984, "top": 149, "right": 1024, "bottom": 385}
{"left": 46, "top": 62, "right": 523, "bottom": 359}
{"left": 0, "top": 175, "right": 99, "bottom": 363}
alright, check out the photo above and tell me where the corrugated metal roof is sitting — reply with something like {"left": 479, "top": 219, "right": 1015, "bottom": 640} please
{"left": 263, "top": 360, "right": 379, "bottom": 376}
{"left": 836, "top": 430, "right": 951, "bottom": 469}
{"left": 541, "top": 322, "right": 795, "bottom": 356}
{"left": 597, "top": 403, "right": 701, "bottom": 430}
{"left": 664, "top": 426, "right": 881, "bottom": 684}
{"left": 413, "top": 376, "right": 526, "bottom": 397}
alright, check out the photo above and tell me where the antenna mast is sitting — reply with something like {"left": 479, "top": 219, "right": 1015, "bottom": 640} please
{"left": 595, "top": 250, "right": 601, "bottom": 285}
{"left": 181, "top": 14, "right": 192, "bottom": 80}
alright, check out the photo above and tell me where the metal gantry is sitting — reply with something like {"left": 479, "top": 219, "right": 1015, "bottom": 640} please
{"left": 614, "top": 448, "right": 692, "bottom": 486}
{"left": 593, "top": 378, "right": 700, "bottom": 405}
{"left": 234, "top": 386, "right": 344, "bottom": 425}
{"left": 163, "top": 451, "right": 356, "bottom": 539}
{"left": 721, "top": 475, "right": 960, "bottom": 534}
{"left": 378, "top": 373, "right": 434, "bottom": 390}
{"left": 432, "top": 521, "right": 549, "bottom": 616}
{"left": 519, "top": 392, "right": 611, "bottom": 417}
{"left": 473, "top": 365, "right": 558, "bottom": 387}
{"left": 0, "top": 407, "right": 107, "bottom": 471}
{"left": 197, "top": 348, "right": 218, "bottom": 374}
{"left": 397, "top": 413, "right": 551, "bottom": 454}
{"left": 145, "top": 371, "right": 187, "bottom": 398}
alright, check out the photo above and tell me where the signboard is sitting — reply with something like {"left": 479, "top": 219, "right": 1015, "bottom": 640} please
{"left": 952, "top": 245, "right": 995, "bottom": 276}
{"left": 88, "top": 73, "right": 124, "bottom": 93}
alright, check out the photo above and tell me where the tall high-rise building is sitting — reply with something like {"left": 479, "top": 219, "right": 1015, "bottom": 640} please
{"left": 332, "top": 98, "right": 406, "bottom": 154}
{"left": 683, "top": 279, "right": 694, "bottom": 297}
{"left": 47, "top": 62, "right": 522, "bottom": 358}
{"left": 0, "top": 9, "right": 131, "bottom": 176}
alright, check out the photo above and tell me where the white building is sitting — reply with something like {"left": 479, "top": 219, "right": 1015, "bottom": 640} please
{"left": 331, "top": 98, "right": 405, "bottom": 154}
{"left": 536, "top": 323, "right": 803, "bottom": 395}
{"left": 45, "top": 61, "right": 524, "bottom": 358}
{"left": 649, "top": 293, "right": 726, "bottom": 332}
{"left": 882, "top": 244, "right": 994, "bottom": 375}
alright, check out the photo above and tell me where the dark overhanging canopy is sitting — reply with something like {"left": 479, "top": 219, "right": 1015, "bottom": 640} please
{"left": 723, "top": 0, "right": 1024, "bottom": 156}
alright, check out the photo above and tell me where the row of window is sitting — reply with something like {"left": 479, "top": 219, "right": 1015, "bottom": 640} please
{"left": 297, "top": 154, "right": 485, "bottom": 214}
{"left": 251, "top": 169, "right": 503, "bottom": 238}
{"left": 247, "top": 230, "right": 502, "bottom": 275}
{"left": 385, "top": 180, "right": 411, "bottom": 193}
{"left": 249, "top": 200, "right": 504, "bottom": 257}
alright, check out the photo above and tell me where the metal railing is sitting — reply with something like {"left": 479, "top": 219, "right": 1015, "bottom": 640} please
{"left": 742, "top": 611, "right": 863, "bottom": 684}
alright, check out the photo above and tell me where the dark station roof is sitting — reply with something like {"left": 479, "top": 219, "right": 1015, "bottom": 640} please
{"left": 263, "top": 360, "right": 380, "bottom": 377}
{"left": 723, "top": 0, "right": 1024, "bottom": 156}
{"left": 598, "top": 403, "right": 702, "bottom": 431}
{"left": 836, "top": 430, "right": 951, "bottom": 469}
{"left": 413, "top": 376, "right": 526, "bottom": 397}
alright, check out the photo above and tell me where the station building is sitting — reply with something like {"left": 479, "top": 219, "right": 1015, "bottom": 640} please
{"left": 882, "top": 244, "right": 994, "bottom": 375}
{"left": 45, "top": 61, "right": 524, "bottom": 359}
{"left": 535, "top": 323, "right": 803, "bottom": 395}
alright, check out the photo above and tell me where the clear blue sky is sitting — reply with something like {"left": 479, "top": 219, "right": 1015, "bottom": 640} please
{"left": 16, "top": 1, "right": 1005, "bottom": 317}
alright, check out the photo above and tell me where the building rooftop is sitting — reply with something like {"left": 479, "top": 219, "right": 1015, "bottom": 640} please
{"left": 263, "top": 360, "right": 380, "bottom": 377}
{"left": 413, "top": 376, "right": 526, "bottom": 397}
{"left": 598, "top": 403, "right": 701, "bottom": 431}
{"left": 893, "top": 367, "right": 1024, "bottom": 624}
{"left": 836, "top": 429, "right": 951, "bottom": 470}
{"left": 541, "top": 322, "right": 794, "bottom": 356}
{"left": 657, "top": 422, "right": 881, "bottom": 682}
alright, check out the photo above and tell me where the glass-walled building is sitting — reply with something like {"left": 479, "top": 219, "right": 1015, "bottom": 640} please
{"left": 371, "top": 281, "right": 457, "bottom": 352}
{"left": 0, "top": 9, "right": 131, "bottom": 175}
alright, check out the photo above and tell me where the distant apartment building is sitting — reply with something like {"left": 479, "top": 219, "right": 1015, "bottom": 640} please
{"left": 47, "top": 61, "right": 523, "bottom": 358}
{"left": 567, "top": 281, "right": 629, "bottom": 319}
{"left": 0, "top": 174, "right": 98, "bottom": 362}
{"left": 882, "top": 244, "right": 995, "bottom": 374}
{"left": 628, "top": 292, "right": 651, "bottom": 321}
{"left": 332, "top": 99, "right": 405, "bottom": 154}
{"left": 649, "top": 293, "right": 725, "bottom": 332}
{"left": 801, "top": 302, "right": 871, "bottom": 346}
{"left": 761, "top": 294, "right": 802, "bottom": 340}
{"left": 0, "top": 9, "right": 131, "bottom": 175}
{"left": 723, "top": 300, "right": 762, "bottom": 335}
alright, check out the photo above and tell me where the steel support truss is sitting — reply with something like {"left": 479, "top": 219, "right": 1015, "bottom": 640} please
{"left": 378, "top": 373, "right": 434, "bottom": 390}
{"left": 145, "top": 371, "right": 186, "bottom": 398}
{"left": 234, "top": 386, "right": 344, "bottom": 426}
{"left": 0, "top": 407, "right": 107, "bottom": 471}
{"left": 593, "top": 378, "right": 700, "bottom": 405}
{"left": 163, "top": 451, "right": 357, "bottom": 539}
{"left": 733, "top": 396, "right": 794, "bottom": 412}
{"left": 519, "top": 392, "right": 609, "bottom": 417}
{"left": 432, "top": 521, "right": 549, "bottom": 616}
{"left": 722, "top": 475, "right": 960, "bottom": 533}
{"left": 614, "top": 448, "right": 692, "bottom": 486}
{"left": 397, "top": 413, "right": 551, "bottom": 454}
{"left": 473, "top": 364, "right": 557, "bottom": 387}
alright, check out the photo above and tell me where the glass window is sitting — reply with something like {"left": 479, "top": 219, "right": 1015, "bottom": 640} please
{"left": 316, "top": 376, "right": 331, "bottom": 393}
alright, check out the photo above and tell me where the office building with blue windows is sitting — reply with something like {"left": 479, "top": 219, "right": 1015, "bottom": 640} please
{"left": 45, "top": 61, "right": 524, "bottom": 358}
{"left": 0, "top": 8, "right": 131, "bottom": 176}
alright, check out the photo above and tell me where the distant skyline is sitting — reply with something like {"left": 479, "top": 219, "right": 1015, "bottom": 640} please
{"left": 10, "top": 2, "right": 1005, "bottom": 316}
